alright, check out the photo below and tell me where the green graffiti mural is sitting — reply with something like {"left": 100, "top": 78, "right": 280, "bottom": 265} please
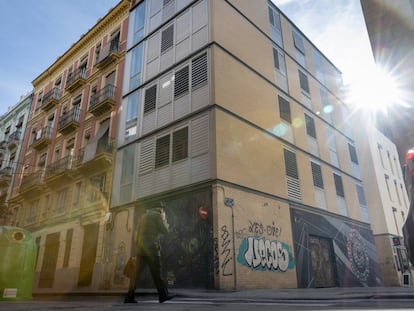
{"left": 237, "top": 236, "right": 295, "bottom": 272}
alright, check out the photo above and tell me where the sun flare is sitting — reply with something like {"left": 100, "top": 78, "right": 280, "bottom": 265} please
{"left": 346, "top": 65, "right": 405, "bottom": 115}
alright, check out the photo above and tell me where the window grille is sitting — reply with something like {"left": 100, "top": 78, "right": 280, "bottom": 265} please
{"left": 144, "top": 85, "right": 157, "bottom": 113}
{"left": 311, "top": 162, "right": 324, "bottom": 188}
{"left": 155, "top": 135, "right": 170, "bottom": 168}
{"left": 191, "top": 53, "right": 208, "bottom": 89}
{"left": 172, "top": 127, "right": 188, "bottom": 162}
{"left": 161, "top": 25, "right": 174, "bottom": 53}
{"left": 333, "top": 173, "right": 345, "bottom": 197}
{"left": 174, "top": 66, "right": 189, "bottom": 98}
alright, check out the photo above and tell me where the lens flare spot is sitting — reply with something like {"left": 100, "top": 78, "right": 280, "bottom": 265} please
{"left": 272, "top": 124, "right": 287, "bottom": 137}
{"left": 292, "top": 118, "right": 303, "bottom": 128}
{"left": 323, "top": 105, "right": 334, "bottom": 114}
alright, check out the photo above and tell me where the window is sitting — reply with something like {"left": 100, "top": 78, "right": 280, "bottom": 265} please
{"left": 356, "top": 184, "right": 369, "bottom": 222}
{"left": 268, "top": 5, "right": 281, "bottom": 32}
{"left": 95, "top": 43, "right": 101, "bottom": 64}
{"left": 130, "top": 44, "right": 143, "bottom": 89}
{"left": 16, "top": 115, "right": 24, "bottom": 128}
{"left": 273, "top": 47, "right": 286, "bottom": 75}
{"left": 174, "top": 66, "right": 189, "bottom": 98}
{"left": 305, "top": 114, "right": 316, "bottom": 138}
{"left": 121, "top": 146, "right": 134, "bottom": 184}
{"left": 110, "top": 29, "right": 120, "bottom": 52}
{"left": 72, "top": 94, "right": 82, "bottom": 106}
{"left": 387, "top": 151, "right": 394, "bottom": 174}
{"left": 36, "top": 91, "right": 43, "bottom": 110}
{"left": 299, "top": 70, "right": 310, "bottom": 94}
{"left": 268, "top": 3, "right": 283, "bottom": 46}
{"left": 278, "top": 96, "right": 291, "bottom": 123}
{"left": 293, "top": 30, "right": 305, "bottom": 54}
{"left": 155, "top": 127, "right": 189, "bottom": 168}
{"left": 284, "top": 149, "right": 298, "bottom": 179}
{"left": 378, "top": 144, "right": 385, "bottom": 168}
{"left": 311, "top": 162, "right": 324, "bottom": 189}
{"left": 79, "top": 55, "right": 88, "bottom": 74}
{"left": 385, "top": 174, "right": 393, "bottom": 200}
{"left": 73, "top": 182, "right": 82, "bottom": 209}
{"left": 348, "top": 144, "right": 358, "bottom": 164}
{"left": 56, "top": 188, "right": 68, "bottom": 214}
{"left": 394, "top": 180, "right": 401, "bottom": 205}
{"left": 131, "top": 2, "right": 145, "bottom": 45}
{"left": 126, "top": 90, "right": 140, "bottom": 122}
{"left": 144, "top": 85, "right": 157, "bottom": 113}
{"left": 333, "top": 173, "right": 345, "bottom": 197}
{"left": 172, "top": 127, "right": 188, "bottom": 162}
{"left": 192, "top": 53, "right": 208, "bottom": 89}
{"left": 63, "top": 229, "right": 73, "bottom": 268}
{"left": 155, "top": 135, "right": 170, "bottom": 168}
{"left": 90, "top": 174, "right": 106, "bottom": 202}
{"left": 161, "top": 24, "right": 174, "bottom": 53}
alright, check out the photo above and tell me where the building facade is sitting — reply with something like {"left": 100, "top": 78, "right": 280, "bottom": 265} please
{"left": 111, "top": 0, "right": 382, "bottom": 290}
{"left": 8, "top": 0, "right": 129, "bottom": 293}
{"left": 0, "top": 92, "right": 33, "bottom": 225}
{"left": 361, "top": 0, "right": 414, "bottom": 165}
{"left": 354, "top": 117, "right": 410, "bottom": 286}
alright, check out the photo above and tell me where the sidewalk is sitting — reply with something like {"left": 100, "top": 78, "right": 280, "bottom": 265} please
{"left": 32, "top": 286, "right": 414, "bottom": 302}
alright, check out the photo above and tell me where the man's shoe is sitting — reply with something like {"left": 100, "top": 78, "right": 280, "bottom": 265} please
{"left": 124, "top": 296, "right": 138, "bottom": 303}
{"left": 159, "top": 294, "right": 176, "bottom": 303}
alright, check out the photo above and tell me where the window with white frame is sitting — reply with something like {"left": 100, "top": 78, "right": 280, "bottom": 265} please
{"left": 284, "top": 148, "right": 302, "bottom": 201}
{"left": 273, "top": 46, "right": 286, "bottom": 75}
{"left": 311, "top": 161, "right": 324, "bottom": 189}
{"left": 333, "top": 173, "right": 345, "bottom": 198}
{"left": 356, "top": 184, "right": 369, "bottom": 222}
{"left": 268, "top": 3, "right": 283, "bottom": 46}
{"left": 278, "top": 96, "right": 291, "bottom": 123}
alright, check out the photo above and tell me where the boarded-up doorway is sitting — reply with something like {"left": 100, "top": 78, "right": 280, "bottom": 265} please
{"left": 309, "top": 235, "right": 337, "bottom": 287}
{"left": 78, "top": 223, "right": 99, "bottom": 287}
{"left": 39, "top": 232, "right": 60, "bottom": 288}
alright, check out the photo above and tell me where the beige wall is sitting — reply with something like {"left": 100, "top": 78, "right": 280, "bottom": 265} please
{"left": 213, "top": 183, "right": 297, "bottom": 289}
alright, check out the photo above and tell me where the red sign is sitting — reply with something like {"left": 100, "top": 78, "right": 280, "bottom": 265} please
{"left": 199, "top": 207, "right": 208, "bottom": 219}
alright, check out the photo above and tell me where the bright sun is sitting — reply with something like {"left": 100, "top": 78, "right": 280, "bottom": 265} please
{"left": 346, "top": 65, "right": 405, "bottom": 115}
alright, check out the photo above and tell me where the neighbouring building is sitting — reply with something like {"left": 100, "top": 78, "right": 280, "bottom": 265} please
{"left": 8, "top": 0, "right": 129, "bottom": 293}
{"left": 0, "top": 92, "right": 33, "bottom": 225}
{"left": 360, "top": 0, "right": 414, "bottom": 166}
{"left": 110, "top": 0, "right": 382, "bottom": 290}
{"left": 353, "top": 115, "right": 410, "bottom": 286}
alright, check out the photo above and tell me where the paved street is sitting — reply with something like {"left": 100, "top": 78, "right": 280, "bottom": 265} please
{"left": 2, "top": 287, "right": 414, "bottom": 310}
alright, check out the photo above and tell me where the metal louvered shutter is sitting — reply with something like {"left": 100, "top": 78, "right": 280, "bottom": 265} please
{"left": 333, "top": 173, "right": 345, "bottom": 197}
{"left": 172, "top": 127, "right": 188, "bottom": 162}
{"left": 161, "top": 25, "right": 174, "bottom": 53}
{"left": 305, "top": 114, "right": 316, "bottom": 138}
{"left": 144, "top": 85, "right": 157, "bottom": 114}
{"left": 155, "top": 135, "right": 170, "bottom": 168}
{"left": 174, "top": 66, "right": 189, "bottom": 98}
{"left": 311, "top": 162, "right": 324, "bottom": 188}
{"left": 192, "top": 53, "right": 208, "bottom": 89}
{"left": 284, "top": 149, "right": 298, "bottom": 179}
{"left": 139, "top": 139, "right": 155, "bottom": 174}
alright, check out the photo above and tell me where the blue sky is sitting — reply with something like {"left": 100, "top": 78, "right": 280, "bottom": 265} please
{"left": 0, "top": 0, "right": 374, "bottom": 116}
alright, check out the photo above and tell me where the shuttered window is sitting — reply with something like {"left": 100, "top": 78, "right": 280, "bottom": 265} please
{"left": 174, "top": 66, "right": 189, "bottom": 98}
{"left": 144, "top": 85, "right": 157, "bottom": 113}
{"left": 333, "top": 173, "right": 345, "bottom": 197}
{"left": 348, "top": 144, "right": 358, "bottom": 164}
{"left": 192, "top": 53, "right": 208, "bottom": 89}
{"left": 155, "top": 135, "right": 170, "bottom": 168}
{"left": 299, "top": 70, "right": 310, "bottom": 93}
{"left": 172, "top": 127, "right": 188, "bottom": 162}
{"left": 278, "top": 96, "right": 291, "bottom": 123}
{"left": 305, "top": 114, "right": 316, "bottom": 138}
{"left": 161, "top": 25, "right": 174, "bottom": 53}
{"left": 139, "top": 140, "right": 154, "bottom": 174}
{"left": 311, "top": 162, "right": 324, "bottom": 188}
{"left": 284, "top": 149, "right": 298, "bottom": 179}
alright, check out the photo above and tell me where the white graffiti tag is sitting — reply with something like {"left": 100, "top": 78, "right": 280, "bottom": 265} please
{"left": 243, "top": 237, "right": 290, "bottom": 272}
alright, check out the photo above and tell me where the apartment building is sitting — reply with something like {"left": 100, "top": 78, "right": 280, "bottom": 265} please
{"left": 110, "top": 0, "right": 382, "bottom": 290}
{"left": 361, "top": 0, "right": 414, "bottom": 165}
{"left": 0, "top": 92, "right": 33, "bottom": 225}
{"left": 7, "top": 1, "right": 129, "bottom": 293}
{"left": 354, "top": 122, "right": 410, "bottom": 286}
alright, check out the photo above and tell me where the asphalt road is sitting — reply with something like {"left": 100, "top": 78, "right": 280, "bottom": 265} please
{"left": 2, "top": 295, "right": 414, "bottom": 311}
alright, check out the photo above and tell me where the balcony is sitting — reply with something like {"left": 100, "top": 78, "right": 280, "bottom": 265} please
{"left": 88, "top": 84, "right": 116, "bottom": 117}
{"left": 58, "top": 107, "right": 81, "bottom": 135}
{"left": 95, "top": 41, "right": 121, "bottom": 70}
{"left": 7, "top": 130, "right": 21, "bottom": 149}
{"left": 41, "top": 87, "right": 61, "bottom": 111}
{"left": 0, "top": 167, "right": 12, "bottom": 187}
{"left": 20, "top": 170, "right": 45, "bottom": 196}
{"left": 76, "top": 139, "right": 114, "bottom": 175}
{"left": 65, "top": 68, "right": 87, "bottom": 93}
{"left": 31, "top": 126, "right": 53, "bottom": 151}
{"left": 44, "top": 156, "right": 77, "bottom": 188}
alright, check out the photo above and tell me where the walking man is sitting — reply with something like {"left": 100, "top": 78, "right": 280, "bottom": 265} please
{"left": 124, "top": 203, "right": 175, "bottom": 303}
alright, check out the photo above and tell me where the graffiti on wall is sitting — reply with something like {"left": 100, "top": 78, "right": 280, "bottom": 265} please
{"left": 237, "top": 236, "right": 294, "bottom": 272}
{"left": 347, "top": 229, "right": 370, "bottom": 282}
{"left": 213, "top": 225, "right": 233, "bottom": 276}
